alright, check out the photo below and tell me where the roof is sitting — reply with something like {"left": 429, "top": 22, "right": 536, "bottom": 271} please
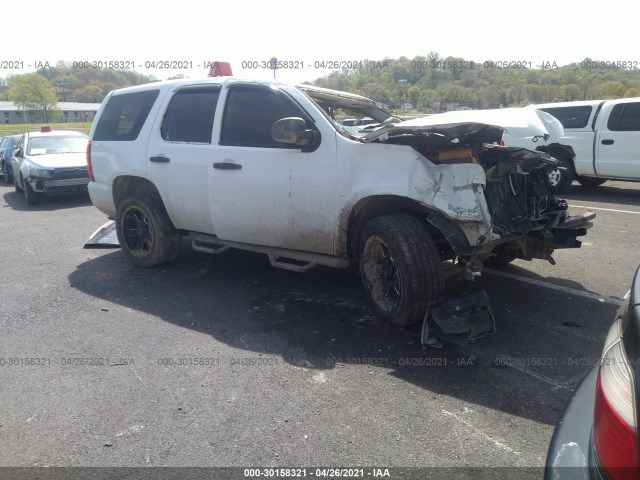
{"left": 0, "top": 101, "right": 101, "bottom": 112}
{"left": 25, "top": 130, "right": 88, "bottom": 138}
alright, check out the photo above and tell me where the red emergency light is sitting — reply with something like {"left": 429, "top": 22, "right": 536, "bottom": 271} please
{"left": 208, "top": 61, "right": 233, "bottom": 77}
{"left": 40, "top": 125, "right": 52, "bottom": 132}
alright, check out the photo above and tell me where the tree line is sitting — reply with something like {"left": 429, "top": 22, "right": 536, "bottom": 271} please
{"left": 2, "top": 54, "right": 640, "bottom": 123}
{"left": 309, "top": 52, "right": 640, "bottom": 112}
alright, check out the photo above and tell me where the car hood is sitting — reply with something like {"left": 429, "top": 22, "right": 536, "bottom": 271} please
{"left": 24, "top": 152, "right": 87, "bottom": 169}
{"left": 362, "top": 108, "right": 562, "bottom": 145}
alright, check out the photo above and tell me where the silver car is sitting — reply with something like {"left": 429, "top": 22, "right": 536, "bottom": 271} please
{"left": 11, "top": 130, "right": 89, "bottom": 205}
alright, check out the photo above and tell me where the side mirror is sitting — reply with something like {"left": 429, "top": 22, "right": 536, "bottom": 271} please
{"left": 271, "top": 117, "right": 316, "bottom": 147}
{"left": 13, "top": 148, "right": 22, "bottom": 158}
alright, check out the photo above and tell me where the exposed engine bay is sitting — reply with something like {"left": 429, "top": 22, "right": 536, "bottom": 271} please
{"left": 386, "top": 131, "right": 589, "bottom": 263}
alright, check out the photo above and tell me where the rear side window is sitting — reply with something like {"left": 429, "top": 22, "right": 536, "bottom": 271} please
{"left": 93, "top": 90, "right": 160, "bottom": 141}
{"left": 540, "top": 106, "right": 592, "bottom": 129}
{"left": 607, "top": 102, "right": 640, "bottom": 131}
{"left": 220, "top": 85, "right": 309, "bottom": 148}
{"left": 161, "top": 86, "right": 220, "bottom": 143}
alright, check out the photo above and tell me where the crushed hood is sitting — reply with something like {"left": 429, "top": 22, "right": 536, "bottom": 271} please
{"left": 363, "top": 108, "right": 563, "bottom": 145}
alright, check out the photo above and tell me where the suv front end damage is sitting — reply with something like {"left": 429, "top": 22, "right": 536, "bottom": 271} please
{"left": 361, "top": 116, "right": 594, "bottom": 273}
{"left": 474, "top": 145, "right": 593, "bottom": 264}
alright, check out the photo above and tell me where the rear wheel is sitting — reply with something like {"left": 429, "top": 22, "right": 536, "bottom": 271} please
{"left": 577, "top": 176, "right": 607, "bottom": 188}
{"left": 116, "top": 193, "right": 182, "bottom": 268}
{"left": 359, "top": 214, "right": 444, "bottom": 327}
{"left": 548, "top": 156, "right": 575, "bottom": 193}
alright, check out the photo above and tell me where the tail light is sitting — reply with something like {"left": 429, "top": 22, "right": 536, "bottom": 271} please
{"left": 86, "top": 140, "right": 94, "bottom": 182}
{"left": 499, "top": 139, "right": 505, "bottom": 147}
{"left": 593, "top": 318, "right": 639, "bottom": 480}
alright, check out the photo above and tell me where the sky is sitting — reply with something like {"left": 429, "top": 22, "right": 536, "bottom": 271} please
{"left": 2, "top": 0, "right": 637, "bottom": 85}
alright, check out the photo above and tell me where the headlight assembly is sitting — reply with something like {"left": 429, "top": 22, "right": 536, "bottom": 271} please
{"left": 26, "top": 162, "right": 52, "bottom": 178}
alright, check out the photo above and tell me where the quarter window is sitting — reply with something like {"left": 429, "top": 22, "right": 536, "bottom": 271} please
{"left": 93, "top": 90, "right": 160, "bottom": 141}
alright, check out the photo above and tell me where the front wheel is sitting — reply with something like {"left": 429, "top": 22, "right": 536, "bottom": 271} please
{"left": 14, "top": 174, "right": 23, "bottom": 193}
{"left": 23, "top": 178, "right": 42, "bottom": 205}
{"left": 548, "top": 156, "right": 575, "bottom": 193}
{"left": 115, "top": 193, "right": 183, "bottom": 268}
{"left": 359, "top": 214, "right": 445, "bottom": 327}
{"left": 1, "top": 161, "right": 12, "bottom": 184}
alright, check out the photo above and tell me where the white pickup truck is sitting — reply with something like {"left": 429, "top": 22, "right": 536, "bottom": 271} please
{"left": 87, "top": 78, "right": 594, "bottom": 329}
{"left": 527, "top": 98, "right": 640, "bottom": 191}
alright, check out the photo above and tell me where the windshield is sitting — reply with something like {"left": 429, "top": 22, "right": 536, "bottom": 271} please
{"left": 27, "top": 135, "right": 88, "bottom": 155}
{"left": 297, "top": 85, "right": 398, "bottom": 139}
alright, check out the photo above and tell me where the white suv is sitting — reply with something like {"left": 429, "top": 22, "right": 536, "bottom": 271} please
{"left": 88, "top": 77, "right": 594, "bottom": 327}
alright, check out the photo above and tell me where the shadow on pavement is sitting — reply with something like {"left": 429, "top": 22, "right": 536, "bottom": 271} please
{"left": 69, "top": 245, "right": 618, "bottom": 426}
{"left": 562, "top": 181, "right": 640, "bottom": 208}
{"left": 2, "top": 188, "right": 91, "bottom": 211}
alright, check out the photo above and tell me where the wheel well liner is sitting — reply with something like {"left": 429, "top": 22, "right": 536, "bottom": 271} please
{"left": 112, "top": 176, "right": 161, "bottom": 211}
{"left": 536, "top": 143, "right": 576, "bottom": 173}
{"left": 344, "top": 195, "right": 471, "bottom": 258}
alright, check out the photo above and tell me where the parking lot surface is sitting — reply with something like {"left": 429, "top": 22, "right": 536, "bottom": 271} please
{"left": 1, "top": 181, "right": 639, "bottom": 471}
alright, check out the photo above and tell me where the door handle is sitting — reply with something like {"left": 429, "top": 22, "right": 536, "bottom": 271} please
{"left": 213, "top": 162, "right": 242, "bottom": 170}
{"left": 150, "top": 156, "right": 170, "bottom": 163}
{"left": 601, "top": 139, "right": 614, "bottom": 145}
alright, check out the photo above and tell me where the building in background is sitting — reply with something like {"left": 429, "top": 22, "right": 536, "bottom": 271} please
{"left": 0, "top": 101, "right": 101, "bottom": 124}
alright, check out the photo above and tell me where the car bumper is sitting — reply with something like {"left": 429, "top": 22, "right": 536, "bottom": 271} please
{"left": 88, "top": 181, "right": 116, "bottom": 218}
{"left": 545, "top": 366, "right": 603, "bottom": 480}
{"left": 27, "top": 175, "right": 89, "bottom": 193}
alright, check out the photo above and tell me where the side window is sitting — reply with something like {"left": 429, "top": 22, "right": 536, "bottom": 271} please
{"left": 220, "top": 85, "right": 309, "bottom": 148}
{"left": 93, "top": 90, "right": 160, "bottom": 141}
{"left": 540, "top": 106, "right": 592, "bottom": 129}
{"left": 607, "top": 103, "right": 640, "bottom": 131}
{"left": 161, "top": 86, "right": 220, "bottom": 143}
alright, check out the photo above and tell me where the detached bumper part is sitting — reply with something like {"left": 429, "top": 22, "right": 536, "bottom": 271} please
{"left": 84, "top": 220, "right": 119, "bottom": 249}
{"left": 422, "top": 290, "right": 496, "bottom": 346}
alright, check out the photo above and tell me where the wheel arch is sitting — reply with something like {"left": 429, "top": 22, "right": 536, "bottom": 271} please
{"left": 342, "top": 195, "right": 471, "bottom": 259}
{"left": 112, "top": 175, "right": 162, "bottom": 211}
{"left": 536, "top": 143, "right": 577, "bottom": 175}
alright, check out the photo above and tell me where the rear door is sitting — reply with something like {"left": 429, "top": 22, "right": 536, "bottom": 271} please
{"left": 146, "top": 84, "right": 222, "bottom": 234}
{"left": 596, "top": 101, "right": 640, "bottom": 179}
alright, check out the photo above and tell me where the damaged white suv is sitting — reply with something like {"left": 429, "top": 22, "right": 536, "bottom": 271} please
{"left": 87, "top": 78, "right": 594, "bottom": 328}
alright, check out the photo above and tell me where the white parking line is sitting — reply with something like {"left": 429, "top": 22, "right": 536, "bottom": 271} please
{"left": 495, "top": 356, "right": 574, "bottom": 391}
{"left": 484, "top": 268, "right": 625, "bottom": 307}
{"left": 570, "top": 204, "right": 640, "bottom": 215}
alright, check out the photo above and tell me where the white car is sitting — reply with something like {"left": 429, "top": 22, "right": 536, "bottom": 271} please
{"left": 87, "top": 78, "right": 594, "bottom": 328}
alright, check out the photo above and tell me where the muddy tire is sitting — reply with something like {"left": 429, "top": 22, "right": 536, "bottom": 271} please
{"left": 23, "top": 178, "right": 41, "bottom": 205}
{"left": 576, "top": 176, "right": 607, "bottom": 188}
{"left": 548, "top": 156, "right": 575, "bottom": 193}
{"left": 359, "top": 214, "right": 444, "bottom": 327}
{"left": 115, "top": 193, "right": 183, "bottom": 268}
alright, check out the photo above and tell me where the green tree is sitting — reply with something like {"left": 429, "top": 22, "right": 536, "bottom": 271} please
{"left": 8, "top": 73, "right": 58, "bottom": 123}
{"left": 624, "top": 87, "right": 640, "bottom": 98}
{"left": 596, "top": 80, "right": 626, "bottom": 99}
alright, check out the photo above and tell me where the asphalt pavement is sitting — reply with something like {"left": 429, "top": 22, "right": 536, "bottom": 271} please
{"left": 1, "top": 180, "right": 639, "bottom": 475}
